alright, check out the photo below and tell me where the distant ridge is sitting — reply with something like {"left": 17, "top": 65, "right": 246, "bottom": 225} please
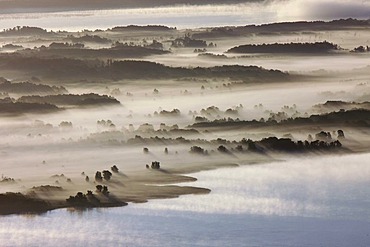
{"left": 0, "top": 56, "right": 289, "bottom": 81}
{"left": 192, "top": 18, "right": 370, "bottom": 38}
{"left": 227, "top": 41, "right": 340, "bottom": 54}
{"left": 109, "top": 25, "right": 176, "bottom": 32}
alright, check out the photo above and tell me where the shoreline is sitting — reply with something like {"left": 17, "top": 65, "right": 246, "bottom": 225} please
{"left": 0, "top": 161, "right": 240, "bottom": 216}
{"left": 1, "top": 150, "right": 365, "bottom": 216}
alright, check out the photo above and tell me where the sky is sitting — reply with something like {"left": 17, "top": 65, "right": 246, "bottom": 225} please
{"left": 0, "top": 0, "right": 369, "bottom": 30}
{"left": 0, "top": 0, "right": 369, "bottom": 18}
{"left": 0, "top": 0, "right": 262, "bottom": 13}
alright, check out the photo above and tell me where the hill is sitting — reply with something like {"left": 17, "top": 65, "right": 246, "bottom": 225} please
{"left": 227, "top": 41, "right": 340, "bottom": 54}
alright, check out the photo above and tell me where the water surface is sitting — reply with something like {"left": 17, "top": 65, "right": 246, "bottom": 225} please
{"left": 1, "top": 153, "right": 370, "bottom": 246}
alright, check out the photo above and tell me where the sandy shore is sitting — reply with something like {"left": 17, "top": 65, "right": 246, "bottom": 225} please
{"left": 1, "top": 147, "right": 366, "bottom": 216}
{"left": 0, "top": 157, "right": 252, "bottom": 215}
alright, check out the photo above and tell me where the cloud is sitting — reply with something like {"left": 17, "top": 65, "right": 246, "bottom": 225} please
{"left": 0, "top": 0, "right": 369, "bottom": 31}
{"left": 273, "top": 0, "right": 370, "bottom": 21}
{"left": 0, "top": 0, "right": 263, "bottom": 14}
{"left": 0, "top": 3, "right": 277, "bottom": 31}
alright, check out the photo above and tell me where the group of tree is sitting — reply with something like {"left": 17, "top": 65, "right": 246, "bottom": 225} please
{"left": 256, "top": 137, "right": 342, "bottom": 152}
{"left": 188, "top": 137, "right": 343, "bottom": 154}
{"left": 0, "top": 101, "right": 60, "bottom": 115}
{"left": 59, "top": 121, "right": 73, "bottom": 128}
{"left": 171, "top": 35, "right": 208, "bottom": 48}
{"left": 95, "top": 185, "right": 109, "bottom": 195}
{"left": 227, "top": 41, "right": 340, "bottom": 54}
{"left": 191, "top": 109, "right": 370, "bottom": 129}
{"left": 0, "top": 78, "right": 67, "bottom": 95}
{"left": 190, "top": 145, "right": 208, "bottom": 155}
{"left": 0, "top": 192, "right": 51, "bottom": 215}
{"left": 95, "top": 170, "right": 113, "bottom": 182}
{"left": 155, "top": 109, "right": 181, "bottom": 117}
{"left": 192, "top": 19, "right": 370, "bottom": 39}
{"left": 1, "top": 44, "right": 23, "bottom": 50}
{"left": 97, "top": 119, "right": 116, "bottom": 129}
{"left": 350, "top": 45, "right": 370, "bottom": 53}
{"left": 109, "top": 25, "right": 176, "bottom": 32}
{"left": 18, "top": 93, "right": 120, "bottom": 107}
{"left": 66, "top": 190, "right": 103, "bottom": 207}
{"left": 68, "top": 34, "right": 112, "bottom": 44}
{"left": 312, "top": 100, "right": 370, "bottom": 112}
{"left": 48, "top": 42, "right": 85, "bottom": 49}
{"left": 0, "top": 176, "right": 15, "bottom": 183}
{"left": 146, "top": 161, "right": 160, "bottom": 169}
{"left": 0, "top": 55, "right": 289, "bottom": 81}
{"left": 0, "top": 26, "right": 52, "bottom": 36}
{"left": 144, "top": 40, "right": 164, "bottom": 50}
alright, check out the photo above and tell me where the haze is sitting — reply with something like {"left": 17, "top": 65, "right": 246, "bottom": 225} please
{"left": 1, "top": 0, "right": 370, "bottom": 30}
{"left": 0, "top": 2, "right": 369, "bottom": 246}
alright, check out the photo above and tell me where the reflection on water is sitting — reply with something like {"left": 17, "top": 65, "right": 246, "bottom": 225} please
{"left": 139, "top": 153, "right": 370, "bottom": 219}
{"left": 1, "top": 153, "right": 370, "bottom": 246}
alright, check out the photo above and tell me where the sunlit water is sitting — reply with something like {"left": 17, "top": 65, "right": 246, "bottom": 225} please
{"left": 1, "top": 153, "right": 370, "bottom": 246}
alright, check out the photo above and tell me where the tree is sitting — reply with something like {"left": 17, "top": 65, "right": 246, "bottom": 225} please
{"left": 111, "top": 165, "right": 119, "bottom": 173}
{"left": 96, "top": 185, "right": 103, "bottom": 192}
{"left": 337, "top": 129, "right": 345, "bottom": 139}
{"left": 334, "top": 140, "right": 342, "bottom": 148}
{"left": 315, "top": 131, "right": 331, "bottom": 141}
{"left": 190, "top": 146, "right": 206, "bottom": 154}
{"left": 217, "top": 145, "right": 229, "bottom": 153}
{"left": 102, "top": 186, "right": 109, "bottom": 195}
{"left": 95, "top": 171, "right": 103, "bottom": 182}
{"left": 151, "top": 161, "right": 160, "bottom": 169}
{"left": 235, "top": 145, "right": 243, "bottom": 152}
{"left": 102, "top": 170, "right": 112, "bottom": 181}
{"left": 66, "top": 192, "right": 89, "bottom": 206}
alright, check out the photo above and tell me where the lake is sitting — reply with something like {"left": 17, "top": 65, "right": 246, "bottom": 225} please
{"left": 1, "top": 153, "right": 370, "bottom": 247}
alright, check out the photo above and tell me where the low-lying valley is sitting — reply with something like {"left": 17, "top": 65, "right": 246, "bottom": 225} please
{"left": 0, "top": 18, "right": 369, "bottom": 215}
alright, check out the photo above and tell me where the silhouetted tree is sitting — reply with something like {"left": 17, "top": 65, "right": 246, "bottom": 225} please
{"left": 66, "top": 192, "right": 89, "bottom": 206}
{"left": 95, "top": 171, "right": 103, "bottom": 182}
{"left": 217, "top": 145, "right": 229, "bottom": 153}
{"left": 96, "top": 185, "right": 103, "bottom": 192}
{"left": 102, "top": 170, "right": 112, "bottom": 181}
{"left": 151, "top": 161, "right": 160, "bottom": 169}
{"left": 235, "top": 145, "right": 243, "bottom": 152}
{"left": 190, "top": 146, "right": 206, "bottom": 154}
{"left": 337, "top": 129, "right": 345, "bottom": 139}
{"left": 111, "top": 165, "right": 119, "bottom": 173}
{"left": 307, "top": 134, "right": 313, "bottom": 141}
{"left": 315, "top": 131, "right": 332, "bottom": 141}
{"left": 102, "top": 186, "right": 109, "bottom": 195}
